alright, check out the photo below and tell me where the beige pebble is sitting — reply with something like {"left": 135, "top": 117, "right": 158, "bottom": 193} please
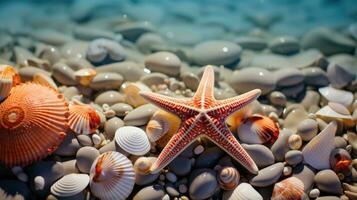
{"left": 288, "top": 134, "right": 302, "bottom": 150}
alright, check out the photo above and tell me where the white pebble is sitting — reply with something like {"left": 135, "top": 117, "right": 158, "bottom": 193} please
{"left": 17, "top": 172, "right": 28, "bottom": 182}
{"left": 194, "top": 145, "right": 204, "bottom": 155}
{"left": 102, "top": 103, "right": 110, "bottom": 111}
{"left": 283, "top": 166, "right": 292, "bottom": 176}
{"left": 309, "top": 188, "right": 320, "bottom": 198}
{"left": 179, "top": 184, "right": 188, "bottom": 193}
{"left": 166, "top": 172, "right": 178, "bottom": 183}
{"left": 34, "top": 176, "right": 45, "bottom": 190}
{"left": 162, "top": 194, "right": 170, "bottom": 200}
{"left": 104, "top": 110, "right": 116, "bottom": 118}
{"left": 92, "top": 134, "right": 101, "bottom": 145}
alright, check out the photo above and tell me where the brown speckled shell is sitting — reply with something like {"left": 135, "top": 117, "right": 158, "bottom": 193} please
{"left": 0, "top": 83, "right": 68, "bottom": 167}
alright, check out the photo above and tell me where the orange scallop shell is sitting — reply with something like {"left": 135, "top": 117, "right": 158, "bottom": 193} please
{"left": 272, "top": 177, "right": 305, "bottom": 200}
{"left": 68, "top": 102, "right": 100, "bottom": 135}
{"left": 0, "top": 83, "right": 68, "bottom": 167}
{"left": 0, "top": 65, "right": 21, "bottom": 101}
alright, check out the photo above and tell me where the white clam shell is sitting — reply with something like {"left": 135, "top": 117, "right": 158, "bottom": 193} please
{"left": 90, "top": 151, "right": 135, "bottom": 200}
{"left": 50, "top": 173, "right": 89, "bottom": 197}
{"left": 316, "top": 104, "right": 352, "bottom": 120}
{"left": 318, "top": 86, "right": 353, "bottom": 107}
{"left": 302, "top": 121, "right": 337, "bottom": 170}
{"left": 115, "top": 126, "right": 150, "bottom": 156}
{"left": 223, "top": 183, "right": 263, "bottom": 200}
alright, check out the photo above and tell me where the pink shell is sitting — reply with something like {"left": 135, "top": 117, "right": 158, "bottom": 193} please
{"left": 272, "top": 177, "right": 305, "bottom": 200}
{"left": 68, "top": 102, "right": 100, "bottom": 135}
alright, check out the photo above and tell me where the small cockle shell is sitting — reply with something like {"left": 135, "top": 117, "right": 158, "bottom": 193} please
{"left": 272, "top": 177, "right": 306, "bottom": 200}
{"left": 217, "top": 167, "right": 240, "bottom": 190}
{"left": 32, "top": 73, "right": 58, "bottom": 90}
{"left": 115, "top": 126, "right": 150, "bottom": 156}
{"left": 0, "top": 83, "right": 68, "bottom": 167}
{"left": 90, "top": 151, "right": 135, "bottom": 200}
{"left": 318, "top": 86, "right": 353, "bottom": 107}
{"left": 122, "top": 82, "right": 151, "bottom": 108}
{"left": 237, "top": 114, "right": 279, "bottom": 145}
{"left": 68, "top": 100, "right": 100, "bottom": 135}
{"left": 134, "top": 157, "right": 153, "bottom": 175}
{"left": 222, "top": 182, "right": 263, "bottom": 200}
{"left": 51, "top": 173, "right": 89, "bottom": 197}
{"left": 0, "top": 65, "right": 20, "bottom": 101}
{"left": 302, "top": 121, "right": 337, "bottom": 170}
{"left": 146, "top": 109, "right": 181, "bottom": 143}
{"left": 74, "top": 68, "right": 97, "bottom": 86}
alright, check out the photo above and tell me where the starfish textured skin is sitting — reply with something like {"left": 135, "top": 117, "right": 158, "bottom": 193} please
{"left": 140, "top": 65, "right": 261, "bottom": 174}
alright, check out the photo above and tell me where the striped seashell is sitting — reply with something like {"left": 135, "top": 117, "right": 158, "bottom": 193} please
{"left": 115, "top": 126, "right": 151, "bottom": 156}
{"left": 122, "top": 82, "right": 151, "bottom": 108}
{"left": 302, "top": 121, "right": 337, "bottom": 170}
{"left": 218, "top": 167, "right": 240, "bottom": 190}
{"left": 0, "top": 83, "right": 68, "bottom": 167}
{"left": 90, "top": 151, "right": 135, "bottom": 200}
{"left": 134, "top": 157, "right": 153, "bottom": 175}
{"left": 68, "top": 100, "right": 101, "bottom": 135}
{"left": 74, "top": 68, "right": 97, "bottom": 86}
{"left": 146, "top": 109, "right": 181, "bottom": 143}
{"left": 272, "top": 177, "right": 305, "bottom": 200}
{"left": 0, "top": 65, "right": 20, "bottom": 101}
{"left": 237, "top": 114, "right": 279, "bottom": 145}
{"left": 33, "top": 73, "right": 58, "bottom": 90}
{"left": 51, "top": 173, "right": 89, "bottom": 197}
{"left": 222, "top": 182, "right": 263, "bottom": 200}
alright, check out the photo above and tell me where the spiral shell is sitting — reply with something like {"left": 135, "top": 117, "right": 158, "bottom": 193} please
{"left": 0, "top": 83, "right": 68, "bottom": 167}
{"left": 68, "top": 101, "right": 101, "bottom": 135}
{"left": 237, "top": 114, "right": 279, "bottom": 145}
{"left": 51, "top": 173, "right": 89, "bottom": 197}
{"left": 115, "top": 126, "right": 150, "bottom": 156}
{"left": 272, "top": 177, "right": 305, "bottom": 200}
{"left": 146, "top": 109, "right": 181, "bottom": 143}
{"left": 33, "top": 73, "right": 58, "bottom": 90}
{"left": 302, "top": 121, "right": 337, "bottom": 170}
{"left": 0, "top": 65, "right": 20, "bottom": 101}
{"left": 134, "top": 157, "right": 153, "bottom": 175}
{"left": 90, "top": 151, "right": 135, "bottom": 200}
{"left": 74, "top": 68, "right": 97, "bottom": 86}
{"left": 218, "top": 167, "right": 240, "bottom": 190}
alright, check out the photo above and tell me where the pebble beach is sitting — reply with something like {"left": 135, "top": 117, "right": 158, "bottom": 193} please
{"left": 0, "top": 0, "right": 357, "bottom": 200}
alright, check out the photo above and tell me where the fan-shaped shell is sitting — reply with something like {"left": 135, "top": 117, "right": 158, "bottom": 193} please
{"left": 0, "top": 65, "right": 20, "bottom": 101}
{"left": 237, "top": 114, "right": 279, "bottom": 145}
{"left": 115, "top": 126, "right": 150, "bottom": 156}
{"left": 90, "top": 151, "right": 135, "bottom": 200}
{"left": 146, "top": 109, "right": 181, "bottom": 143}
{"left": 51, "top": 173, "right": 89, "bottom": 197}
{"left": 134, "top": 157, "right": 153, "bottom": 175}
{"left": 302, "top": 121, "right": 337, "bottom": 170}
{"left": 272, "top": 177, "right": 305, "bottom": 200}
{"left": 218, "top": 167, "right": 240, "bottom": 190}
{"left": 152, "top": 110, "right": 181, "bottom": 148}
{"left": 33, "top": 73, "right": 58, "bottom": 90}
{"left": 68, "top": 101, "right": 100, "bottom": 135}
{"left": 0, "top": 83, "right": 68, "bottom": 167}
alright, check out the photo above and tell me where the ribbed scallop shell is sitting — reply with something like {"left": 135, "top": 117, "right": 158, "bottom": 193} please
{"left": 223, "top": 182, "right": 263, "bottom": 200}
{"left": 134, "top": 157, "right": 153, "bottom": 175}
{"left": 33, "top": 73, "right": 58, "bottom": 90}
{"left": 272, "top": 177, "right": 305, "bottom": 200}
{"left": 51, "top": 173, "right": 89, "bottom": 197}
{"left": 237, "top": 114, "right": 279, "bottom": 145}
{"left": 0, "top": 65, "right": 20, "bottom": 101}
{"left": 302, "top": 121, "right": 337, "bottom": 170}
{"left": 90, "top": 151, "right": 135, "bottom": 200}
{"left": 218, "top": 167, "right": 240, "bottom": 190}
{"left": 146, "top": 110, "right": 181, "bottom": 143}
{"left": 68, "top": 102, "right": 100, "bottom": 135}
{"left": 115, "top": 126, "right": 150, "bottom": 156}
{"left": 0, "top": 83, "right": 68, "bottom": 167}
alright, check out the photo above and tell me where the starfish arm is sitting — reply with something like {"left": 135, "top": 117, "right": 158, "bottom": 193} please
{"left": 193, "top": 65, "right": 215, "bottom": 109}
{"left": 140, "top": 91, "right": 195, "bottom": 119}
{"left": 150, "top": 117, "right": 200, "bottom": 174}
{"left": 210, "top": 89, "right": 261, "bottom": 118}
{"left": 206, "top": 118, "right": 259, "bottom": 174}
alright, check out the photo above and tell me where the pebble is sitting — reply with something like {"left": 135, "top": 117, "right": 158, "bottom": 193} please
{"left": 86, "top": 38, "right": 126, "bottom": 64}
{"left": 95, "top": 61, "right": 145, "bottom": 82}
{"left": 136, "top": 33, "right": 165, "bottom": 54}
{"left": 241, "top": 144, "right": 275, "bottom": 168}
{"left": 140, "top": 72, "right": 168, "bottom": 86}
{"left": 189, "top": 169, "right": 218, "bottom": 200}
{"left": 94, "top": 90, "right": 125, "bottom": 106}
{"left": 334, "top": 136, "right": 347, "bottom": 149}
{"left": 166, "top": 184, "right": 180, "bottom": 197}
{"left": 234, "top": 36, "right": 267, "bottom": 51}
{"left": 271, "top": 129, "right": 294, "bottom": 161}
{"left": 54, "top": 133, "right": 80, "bottom": 156}
{"left": 285, "top": 150, "right": 303, "bottom": 166}
{"left": 228, "top": 67, "right": 276, "bottom": 95}
{"left": 283, "top": 166, "right": 292, "bottom": 176}
{"left": 179, "top": 184, "right": 188, "bottom": 194}
{"left": 133, "top": 185, "right": 166, "bottom": 200}
{"left": 91, "top": 134, "right": 102, "bottom": 146}
{"left": 269, "top": 36, "right": 299, "bottom": 55}
{"left": 145, "top": 51, "right": 181, "bottom": 76}
{"left": 168, "top": 156, "right": 192, "bottom": 176}
{"left": 274, "top": 68, "right": 304, "bottom": 87}
{"left": 284, "top": 109, "right": 308, "bottom": 132}
{"left": 75, "top": 146, "right": 100, "bottom": 173}
{"left": 268, "top": 91, "right": 287, "bottom": 106}
{"left": 288, "top": 134, "right": 302, "bottom": 150}
{"left": 195, "top": 147, "right": 225, "bottom": 168}
{"left": 104, "top": 117, "right": 125, "bottom": 140}
{"left": 123, "top": 104, "right": 158, "bottom": 126}
{"left": 166, "top": 172, "right": 178, "bottom": 183}
{"left": 309, "top": 188, "right": 320, "bottom": 198}
{"left": 293, "top": 164, "right": 315, "bottom": 192}
{"left": 0, "top": 180, "right": 31, "bottom": 200}
{"left": 111, "top": 103, "right": 133, "bottom": 117}
{"left": 297, "top": 119, "right": 318, "bottom": 141}
{"left": 314, "top": 169, "right": 342, "bottom": 195}
{"left": 249, "top": 162, "right": 284, "bottom": 187}
{"left": 77, "top": 134, "right": 94, "bottom": 146}
{"left": 326, "top": 63, "right": 356, "bottom": 89}
{"left": 89, "top": 72, "right": 124, "bottom": 90}
{"left": 194, "top": 145, "right": 205, "bottom": 155}
{"left": 302, "top": 67, "right": 329, "bottom": 87}
{"left": 192, "top": 40, "right": 242, "bottom": 66}
{"left": 52, "top": 62, "right": 78, "bottom": 85}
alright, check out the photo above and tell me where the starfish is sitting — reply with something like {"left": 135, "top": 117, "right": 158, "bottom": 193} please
{"left": 140, "top": 65, "right": 261, "bottom": 174}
